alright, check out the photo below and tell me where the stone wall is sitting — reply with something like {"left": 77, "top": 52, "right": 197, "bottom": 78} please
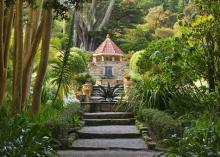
{"left": 89, "top": 61, "right": 128, "bottom": 86}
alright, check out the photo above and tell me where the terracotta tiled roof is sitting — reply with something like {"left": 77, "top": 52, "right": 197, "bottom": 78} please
{"left": 94, "top": 34, "right": 124, "bottom": 56}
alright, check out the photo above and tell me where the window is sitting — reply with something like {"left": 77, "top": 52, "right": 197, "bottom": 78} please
{"left": 105, "top": 66, "right": 112, "bottom": 76}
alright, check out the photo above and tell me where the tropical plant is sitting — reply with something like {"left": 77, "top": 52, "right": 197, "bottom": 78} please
{"left": 0, "top": 114, "right": 57, "bottom": 157}
{"left": 44, "top": 102, "right": 81, "bottom": 149}
{"left": 97, "top": 83, "right": 121, "bottom": 102}
{"left": 50, "top": 48, "right": 87, "bottom": 101}
{"left": 123, "top": 78, "right": 169, "bottom": 113}
{"left": 167, "top": 86, "right": 218, "bottom": 117}
{"left": 163, "top": 122, "right": 220, "bottom": 157}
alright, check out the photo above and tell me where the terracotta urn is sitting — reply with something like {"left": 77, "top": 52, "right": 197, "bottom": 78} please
{"left": 75, "top": 90, "right": 82, "bottom": 100}
{"left": 82, "top": 83, "right": 92, "bottom": 96}
{"left": 123, "top": 77, "right": 133, "bottom": 87}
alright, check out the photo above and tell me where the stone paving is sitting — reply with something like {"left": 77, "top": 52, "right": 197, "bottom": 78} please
{"left": 59, "top": 112, "right": 161, "bottom": 157}
{"left": 79, "top": 125, "right": 139, "bottom": 134}
{"left": 83, "top": 112, "right": 134, "bottom": 119}
{"left": 59, "top": 150, "right": 161, "bottom": 157}
{"left": 72, "top": 138, "right": 147, "bottom": 150}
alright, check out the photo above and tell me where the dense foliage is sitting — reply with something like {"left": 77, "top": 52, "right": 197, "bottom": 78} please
{"left": 164, "top": 120, "right": 220, "bottom": 157}
{"left": 0, "top": 113, "right": 56, "bottom": 157}
{"left": 0, "top": 101, "right": 81, "bottom": 155}
{"left": 125, "top": 0, "right": 220, "bottom": 155}
{"left": 0, "top": 0, "right": 220, "bottom": 156}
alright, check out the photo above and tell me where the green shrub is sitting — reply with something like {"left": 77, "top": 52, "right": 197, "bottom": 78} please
{"left": 45, "top": 102, "right": 81, "bottom": 149}
{"left": 75, "top": 72, "right": 96, "bottom": 86}
{"left": 70, "top": 47, "right": 92, "bottom": 64}
{"left": 130, "top": 50, "right": 146, "bottom": 75}
{"left": 0, "top": 114, "right": 57, "bottom": 157}
{"left": 163, "top": 121, "right": 220, "bottom": 157}
{"left": 167, "top": 86, "right": 218, "bottom": 117}
{"left": 36, "top": 105, "right": 60, "bottom": 124}
{"left": 139, "top": 108, "right": 180, "bottom": 139}
{"left": 0, "top": 95, "right": 81, "bottom": 154}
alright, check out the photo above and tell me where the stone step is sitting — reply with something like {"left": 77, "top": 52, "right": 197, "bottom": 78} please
{"left": 78, "top": 132, "right": 141, "bottom": 139}
{"left": 71, "top": 138, "right": 147, "bottom": 150}
{"left": 59, "top": 150, "right": 162, "bottom": 157}
{"left": 84, "top": 118, "right": 135, "bottom": 126}
{"left": 77, "top": 125, "right": 140, "bottom": 139}
{"left": 83, "top": 112, "right": 134, "bottom": 119}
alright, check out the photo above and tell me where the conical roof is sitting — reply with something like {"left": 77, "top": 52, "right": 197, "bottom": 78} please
{"left": 94, "top": 34, "right": 124, "bottom": 56}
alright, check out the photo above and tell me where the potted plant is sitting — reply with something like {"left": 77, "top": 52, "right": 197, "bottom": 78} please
{"left": 82, "top": 83, "right": 92, "bottom": 96}
{"left": 75, "top": 89, "right": 82, "bottom": 100}
{"left": 123, "top": 72, "right": 133, "bottom": 87}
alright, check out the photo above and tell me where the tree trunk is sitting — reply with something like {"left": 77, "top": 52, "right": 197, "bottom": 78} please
{"left": 0, "top": 0, "right": 5, "bottom": 106}
{"left": 87, "top": 0, "right": 97, "bottom": 31}
{"left": 31, "top": 0, "right": 43, "bottom": 38}
{"left": 13, "top": 0, "right": 23, "bottom": 113}
{"left": 21, "top": 16, "right": 44, "bottom": 110}
{"left": 89, "top": 37, "right": 97, "bottom": 50}
{"left": 4, "top": 6, "right": 14, "bottom": 68}
{"left": 97, "top": 0, "right": 116, "bottom": 30}
{"left": 0, "top": 6, "right": 14, "bottom": 106}
{"left": 21, "top": 8, "right": 33, "bottom": 110}
{"left": 75, "top": 11, "right": 89, "bottom": 50}
{"left": 75, "top": 0, "right": 116, "bottom": 51}
{"left": 24, "top": 7, "right": 33, "bottom": 56}
{"left": 32, "top": 6, "right": 52, "bottom": 115}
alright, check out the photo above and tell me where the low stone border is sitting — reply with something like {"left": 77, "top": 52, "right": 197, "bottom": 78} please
{"left": 136, "top": 120, "right": 156, "bottom": 150}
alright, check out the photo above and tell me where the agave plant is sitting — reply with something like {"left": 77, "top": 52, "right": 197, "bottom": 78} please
{"left": 98, "top": 83, "right": 121, "bottom": 102}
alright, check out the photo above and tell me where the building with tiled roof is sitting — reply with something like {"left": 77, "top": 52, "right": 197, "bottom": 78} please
{"left": 93, "top": 34, "right": 124, "bottom": 63}
{"left": 89, "top": 34, "right": 128, "bottom": 86}
{"left": 94, "top": 34, "right": 124, "bottom": 56}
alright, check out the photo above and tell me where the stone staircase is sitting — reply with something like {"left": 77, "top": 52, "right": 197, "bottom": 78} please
{"left": 72, "top": 112, "right": 146, "bottom": 150}
{"left": 59, "top": 112, "right": 161, "bottom": 157}
{"left": 83, "top": 112, "right": 135, "bottom": 126}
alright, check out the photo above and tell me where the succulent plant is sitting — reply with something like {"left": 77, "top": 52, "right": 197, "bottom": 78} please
{"left": 97, "top": 83, "right": 121, "bottom": 102}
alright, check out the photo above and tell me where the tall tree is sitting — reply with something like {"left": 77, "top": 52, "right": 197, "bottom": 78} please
{"left": 32, "top": 4, "right": 53, "bottom": 115}
{"left": 0, "top": 2, "right": 14, "bottom": 107}
{"left": 0, "top": 0, "right": 84, "bottom": 114}
{"left": 21, "top": 0, "right": 44, "bottom": 110}
{"left": 0, "top": 0, "right": 5, "bottom": 107}
{"left": 191, "top": 0, "right": 220, "bottom": 91}
{"left": 12, "top": 0, "right": 24, "bottom": 113}
{"left": 75, "top": 0, "right": 116, "bottom": 51}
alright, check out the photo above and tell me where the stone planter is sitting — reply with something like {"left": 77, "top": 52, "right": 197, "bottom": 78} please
{"left": 80, "top": 95, "right": 87, "bottom": 102}
{"left": 147, "top": 142, "right": 156, "bottom": 150}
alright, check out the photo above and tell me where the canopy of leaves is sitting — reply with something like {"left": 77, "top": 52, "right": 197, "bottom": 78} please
{"left": 136, "top": 37, "right": 207, "bottom": 88}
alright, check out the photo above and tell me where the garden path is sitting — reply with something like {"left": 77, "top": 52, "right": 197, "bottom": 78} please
{"left": 59, "top": 112, "right": 161, "bottom": 157}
